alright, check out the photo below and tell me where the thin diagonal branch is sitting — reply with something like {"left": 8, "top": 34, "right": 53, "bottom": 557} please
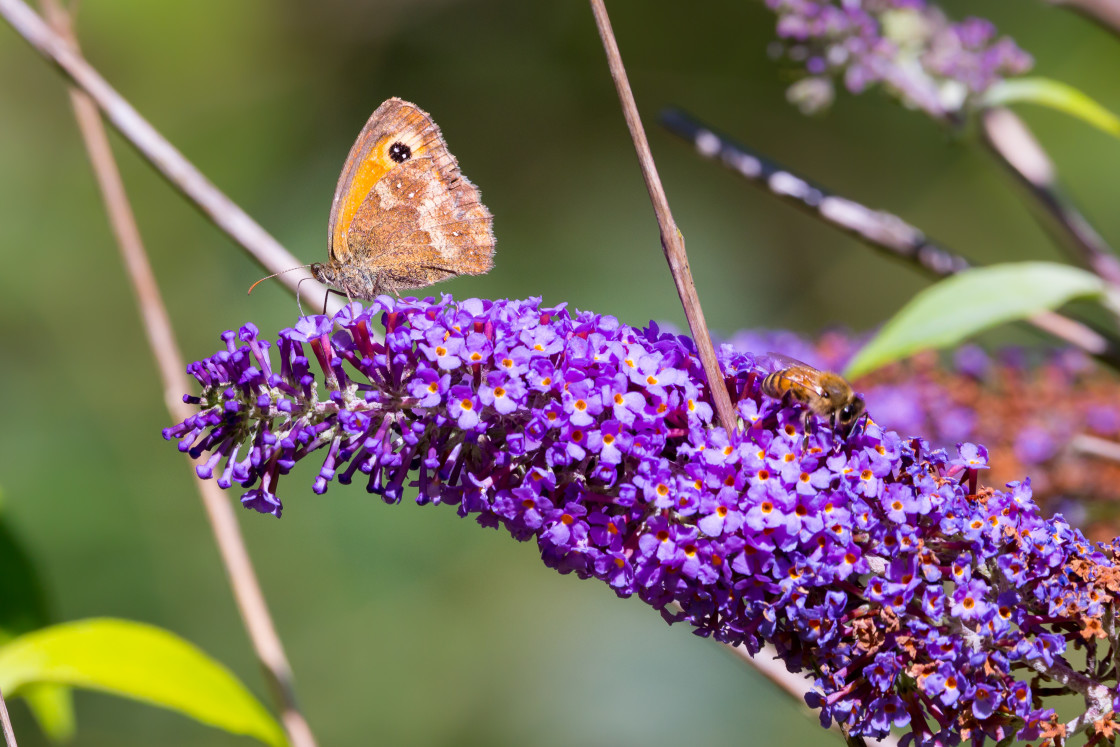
{"left": 0, "top": 0, "right": 338, "bottom": 311}
{"left": 980, "top": 107, "right": 1120, "bottom": 288}
{"left": 726, "top": 644, "right": 899, "bottom": 747}
{"left": 660, "top": 109, "right": 1120, "bottom": 371}
{"left": 37, "top": 2, "right": 316, "bottom": 745}
{"left": 0, "top": 687, "right": 17, "bottom": 747}
{"left": 1027, "top": 656, "right": 1113, "bottom": 737}
{"left": 1045, "top": 0, "right": 1120, "bottom": 37}
{"left": 588, "top": 0, "right": 738, "bottom": 433}
{"left": 1070, "top": 433, "right": 1120, "bottom": 462}
{"left": 661, "top": 109, "right": 972, "bottom": 279}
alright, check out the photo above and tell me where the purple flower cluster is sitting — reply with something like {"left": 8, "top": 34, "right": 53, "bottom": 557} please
{"left": 766, "top": 0, "right": 1033, "bottom": 117}
{"left": 166, "top": 296, "right": 1119, "bottom": 743}
{"left": 730, "top": 328, "right": 1120, "bottom": 520}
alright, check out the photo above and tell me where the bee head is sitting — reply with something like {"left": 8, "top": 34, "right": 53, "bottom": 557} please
{"left": 837, "top": 395, "right": 866, "bottom": 427}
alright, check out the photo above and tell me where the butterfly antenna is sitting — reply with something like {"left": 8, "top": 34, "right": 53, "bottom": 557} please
{"left": 295, "top": 276, "right": 312, "bottom": 317}
{"left": 247, "top": 264, "right": 313, "bottom": 295}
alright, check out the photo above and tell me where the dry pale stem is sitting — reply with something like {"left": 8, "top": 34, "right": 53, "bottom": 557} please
{"left": 1070, "top": 433, "right": 1120, "bottom": 462}
{"left": 34, "top": 1, "right": 317, "bottom": 744}
{"left": 587, "top": 0, "right": 739, "bottom": 433}
{"left": 662, "top": 109, "right": 1120, "bottom": 371}
{"left": 1026, "top": 656, "right": 1113, "bottom": 737}
{"left": 1047, "top": 0, "right": 1120, "bottom": 36}
{"left": 0, "top": 687, "right": 17, "bottom": 747}
{"left": 726, "top": 644, "right": 900, "bottom": 747}
{"left": 980, "top": 107, "right": 1120, "bottom": 290}
{"left": 0, "top": 0, "right": 339, "bottom": 312}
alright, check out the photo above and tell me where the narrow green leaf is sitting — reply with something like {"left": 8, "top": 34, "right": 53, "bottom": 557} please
{"left": 844, "top": 262, "right": 1105, "bottom": 380}
{"left": 19, "top": 683, "right": 75, "bottom": 742}
{"left": 983, "top": 77, "right": 1120, "bottom": 139}
{"left": 0, "top": 619, "right": 286, "bottom": 746}
{"left": 0, "top": 498, "right": 52, "bottom": 641}
{"left": 0, "top": 487, "right": 76, "bottom": 742}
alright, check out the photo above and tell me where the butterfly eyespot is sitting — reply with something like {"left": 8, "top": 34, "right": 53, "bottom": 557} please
{"left": 388, "top": 141, "right": 412, "bottom": 163}
{"left": 321, "top": 98, "right": 495, "bottom": 302}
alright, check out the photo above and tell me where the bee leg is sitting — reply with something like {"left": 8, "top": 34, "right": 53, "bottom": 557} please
{"left": 830, "top": 413, "right": 864, "bottom": 452}
{"left": 851, "top": 414, "right": 867, "bottom": 440}
{"left": 800, "top": 409, "right": 815, "bottom": 450}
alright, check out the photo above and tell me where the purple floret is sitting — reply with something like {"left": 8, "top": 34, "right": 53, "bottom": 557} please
{"left": 767, "top": 0, "right": 1033, "bottom": 117}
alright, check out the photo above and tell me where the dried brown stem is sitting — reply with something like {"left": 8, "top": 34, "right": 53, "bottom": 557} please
{"left": 37, "top": 2, "right": 316, "bottom": 744}
{"left": 1070, "top": 433, "right": 1120, "bottom": 462}
{"left": 980, "top": 107, "right": 1120, "bottom": 289}
{"left": 587, "top": 0, "right": 738, "bottom": 433}
{"left": 1026, "top": 656, "right": 1113, "bottom": 737}
{"left": 1046, "top": 0, "right": 1120, "bottom": 37}
{"left": 0, "top": 0, "right": 338, "bottom": 311}
{"left": 0, "top": 687, "right": 17, "bottom": 747}
{"left": 724, "top": 644, "right": 898, "bottom": 747}
{"left": 1025, "top": 311, "right": 1120, "bottom": 367}
{"left": 661, "top": 109, "right": 1120, "bottom": 371}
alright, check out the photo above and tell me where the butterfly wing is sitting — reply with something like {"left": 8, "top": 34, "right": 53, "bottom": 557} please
{"left": 327, "top": 98, "right": 494, "bottom": 289}
{"left": 328, "top": 98, "right": 412, "bottom": 264}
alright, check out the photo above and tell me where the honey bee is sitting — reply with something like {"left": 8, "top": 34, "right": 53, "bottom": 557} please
{"left": 759, "top": 353, "right": 865, "bottom": 434}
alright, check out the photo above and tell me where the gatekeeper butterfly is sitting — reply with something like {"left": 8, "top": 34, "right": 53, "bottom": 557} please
{"left": 293, "top": 98, "right": 494, "bottom": 302}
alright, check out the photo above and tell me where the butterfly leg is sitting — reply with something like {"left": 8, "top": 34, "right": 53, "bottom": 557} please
{"left": 320, "top": 287, "right": 351, "bottom": 316}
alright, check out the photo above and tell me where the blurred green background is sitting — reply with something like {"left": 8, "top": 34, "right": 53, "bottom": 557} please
{"left": 1, "top": 1, "right": 1118, "bottom": 744}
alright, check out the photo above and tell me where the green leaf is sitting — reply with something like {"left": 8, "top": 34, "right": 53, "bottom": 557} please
{"left": 844, "top": 262, "right": 1105, "bottom": 380}
{"left": 18, "top": 683, "right": 75, "bottom": 742}
{"left": 0, "top": 486, "right": 76, "bottom": 742}
{"left": 982, "top": 77, "right": 1120, "bottom": 139}
{"left": 0, "top": 496, "right": 51, "bottom": 641}
{"left": 0, "top": 619, "right": 286, "bottom": 746}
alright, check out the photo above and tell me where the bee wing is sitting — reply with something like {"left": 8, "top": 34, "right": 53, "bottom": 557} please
{"left": 778, "top": 367, "right": 827, "bottom": 397}
{"left": 758, "top": 353, "right": 827, "bottom": 396}
{"left": 757, "top": 351, "right": 814, "bottom": 372}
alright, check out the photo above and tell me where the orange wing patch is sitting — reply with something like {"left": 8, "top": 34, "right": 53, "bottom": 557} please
{"left": 329, "top": 100, "right": 438, "bottom": 262}
{"left": 330, "top": 138, "right": 393, "bottom": 263}
{"left": 317, "top": 98, "right": 495, "bottom": 301}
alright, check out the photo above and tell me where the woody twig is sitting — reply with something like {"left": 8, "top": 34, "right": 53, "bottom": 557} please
{"left": 588, "top": 0, "right": 738, "bottom": 434}
{"left": 660, "top": 108, "right": 1120, "bottom": 371}
{"left": 33, "top": 2, "right": 317, "bottom": 745}
{"left": 980, "top": 107, "right": 1120, "bottom": 290}
{"left": 0, "top": 687, "right": 16, "bottom": 747}
{"left": 0, "top": 0, "right": 338, "bottom": 311}
{"left": 726, "top": 644, "right": 900, "bottom": 747}
{"left": 1046, "top": 0, "right": 1120, "bottom": 37}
